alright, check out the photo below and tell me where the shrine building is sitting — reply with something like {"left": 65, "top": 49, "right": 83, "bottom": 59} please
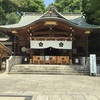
{"left": 0, "top": 7, "right": 99, "bottom": 65}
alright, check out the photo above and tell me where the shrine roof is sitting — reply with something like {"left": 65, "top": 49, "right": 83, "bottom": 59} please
{"left": 0, "top": 7, "right": 99, "bottom": 29}
{"left": 0, "top": 42, "right": 12, "bottom": 54}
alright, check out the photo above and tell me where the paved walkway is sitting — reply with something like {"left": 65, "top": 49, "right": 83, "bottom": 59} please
{"left": 0, "top": 72, "right": 100, "bottom": 100}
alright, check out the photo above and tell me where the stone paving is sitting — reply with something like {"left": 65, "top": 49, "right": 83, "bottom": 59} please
{"left": 0, "top": 72, "right": 100, "bottom": 100}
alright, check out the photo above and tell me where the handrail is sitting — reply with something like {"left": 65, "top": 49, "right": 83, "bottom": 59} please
{"left": 6, "top": 56, "right": 22, "bottom": 73}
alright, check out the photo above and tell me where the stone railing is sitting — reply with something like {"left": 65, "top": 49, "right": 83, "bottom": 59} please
{"left": 6, "top": 56, "right": 22, "bottom": 73}
{"left": 80, "top": 57, "right": 90, "bottom": 67}
{"left": 78, "top": 57, "right": 90, "bottom": 72}
{"left": 80, "top": 57, "right": 86, "bottom": 66}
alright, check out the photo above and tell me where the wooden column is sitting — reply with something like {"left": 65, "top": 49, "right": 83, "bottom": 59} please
{"left": 13, "top": 36, "right": 17, "bottom": 56}
{"left": 69, "top": 50, "right": 73, "bottom": 64}
{"left": 30, "top": 49, "right": 33, "bottom": 64}
{"left": 86, "top": 35, "right": 89, "bottom": 56}
{"left": 16, "top": 36, "right": 20, "bottom": 56}
{"left": 84, "top": 35, "right": 89, "bottom": 57}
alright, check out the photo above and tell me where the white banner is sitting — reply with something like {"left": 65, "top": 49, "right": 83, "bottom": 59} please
{"left": 30, "top": 40, "right": 72, "bottom": 49}
{"left": 90, "top": 54, "right": 97, "bottom": 75}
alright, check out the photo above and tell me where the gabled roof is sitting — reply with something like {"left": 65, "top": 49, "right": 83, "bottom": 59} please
{"left": 0, "top": 38, "right": 9, "bottom": 41}
{"left": 0, "top": 7, "right": 99, "bottom": 29}
{"left": 0, "top": 42, "right": 12, "bottom": 54}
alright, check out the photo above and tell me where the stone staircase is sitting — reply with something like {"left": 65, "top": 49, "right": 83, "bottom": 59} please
{"left": 9, "top": 64, "right": 90, "bottom": 75}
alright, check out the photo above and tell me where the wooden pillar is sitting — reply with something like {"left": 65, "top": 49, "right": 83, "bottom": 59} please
{"left": 16, "top": 36, "right": 20, "bottom": 55}
{"left": 30, "top": 49, "right": 33, "bottom": 64}
{"left": 84, "top": 35, "right": 89, "bottom": 57}
{"left": 13, "top": 36, "right": 17, "bottom": 56}
{"left": 86, "top": 35, "right": 89, "bottom": 56}
{"left": 69, "top": 50, "right": 72, "bottom": 64}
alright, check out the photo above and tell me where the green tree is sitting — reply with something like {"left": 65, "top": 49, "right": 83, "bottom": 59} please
{"left": 2, "top": 0, "right": 17, "bottom": 13}
{"left": 82, "top": 0, "right": 100, "bottom": 25}
{"left": 0, "top": 0, "right": 6, "bottom": 24}
{"left": 8, "top": 0, "right": 45, "bottom": 12}
{"left": 54, "top": 0, "right": 81, "bottom": 13}
{"left": 0, "top": 7, "right": 6, "bottom": 24}
{"left": 0, "top": 0, "right": 45, "bottom": 25}
{"left": 6, "top": 12, "right": 20, "bottom": 24}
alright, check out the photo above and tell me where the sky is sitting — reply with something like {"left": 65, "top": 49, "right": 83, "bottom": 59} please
{"left": 44, "top": 0, "right": 54, "bottom": 7}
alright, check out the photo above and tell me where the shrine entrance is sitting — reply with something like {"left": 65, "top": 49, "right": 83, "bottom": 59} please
{"left": 30, "top": 47, "right": 72, "bottom": 65}
{"left": 30, "top": 39, "right": 72, "bottom": 64}
{"left": 44, "top": 48, "right": 59, "bottom": 56}
{"left": 33, "top": 47, "right": 70, "bottom": 56}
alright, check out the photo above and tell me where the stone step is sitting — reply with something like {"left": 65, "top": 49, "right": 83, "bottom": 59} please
{"left": 10, "top": 70, "right": 89, "bottom": 75}
{"left": 10, "top": 67, "right": 76, "bottom": 72}
{"left": 11, "top": 67, "right": 88, "bottom": 69}
{"left": 9, "top": 64, "right": 90, "bottom": 75}
{"left": 9, "top": 71, "right": 89, "bottom": 75}
{"left": 11, "top": 67, "right": 74, "bottom": 70}
{"left": 11, "top": 68, "right": 74, "bottom": 71}
{"left": 10, "top": 68, "right": 89, "bottom": 73}
{"left": 10, "top": 68, "right": 78, "bottom": 73}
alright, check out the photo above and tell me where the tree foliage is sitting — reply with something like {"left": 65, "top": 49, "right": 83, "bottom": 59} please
{"left": 0, "top": 0, "right": 45, "bottom": 25}
{"left": 9, "top": 0, "right": 45, "bottom": 12}
{"left": 82, "top": 0, "right": 100, "bottom": 55}
{"left": 0, "top": 0, "right": 100, "bottom": 25}
{"left": 54, "top": 0, "right": 82, "bottom": 13}
{"left": 6, "top": 12, "right": 20, "bottom": 24}
{"left": 82, "top": 0, "right": 100, "bottom": 25}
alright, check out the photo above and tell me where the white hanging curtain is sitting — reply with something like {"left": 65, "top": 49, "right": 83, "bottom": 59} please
{"left": 30, "top": 40, "right": 72, "bottom": 49}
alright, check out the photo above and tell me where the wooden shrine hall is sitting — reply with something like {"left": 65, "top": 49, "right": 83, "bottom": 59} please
{"left": 0, "top": 6, "right": 99, "bottom": 65}
{"left": 0, "top": 42, "right": 11, "bottom": 70}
